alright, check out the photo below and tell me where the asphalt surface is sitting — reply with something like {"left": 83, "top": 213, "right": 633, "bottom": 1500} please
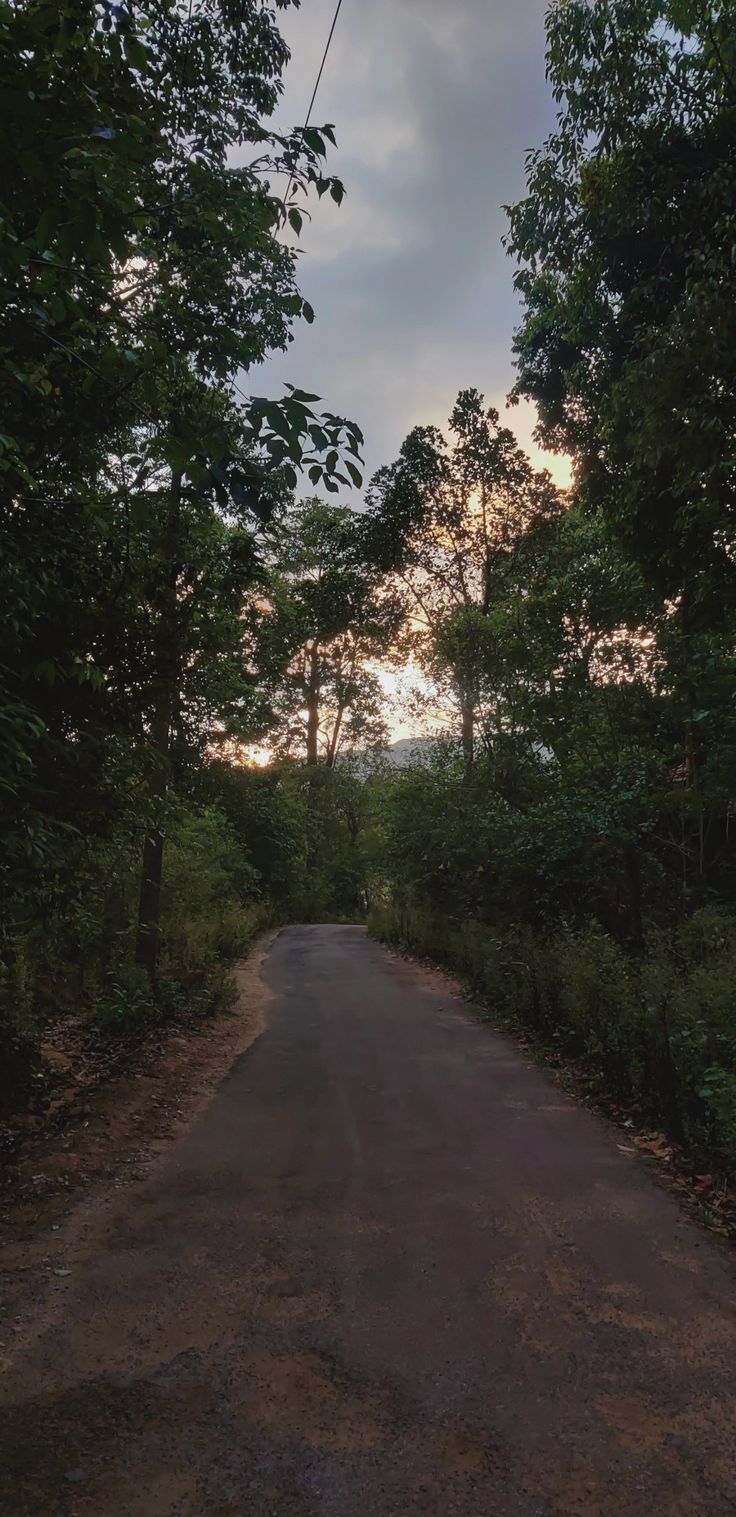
{"left": 2, "top": 924, "right": 736, "bottom": 1516}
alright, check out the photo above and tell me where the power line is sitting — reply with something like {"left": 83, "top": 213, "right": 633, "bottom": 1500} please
{"left": 302, "top": 0, "right": 345, "bottom": 140}
{"left": 283, "top": 0, "right": 346, "bottom": 211}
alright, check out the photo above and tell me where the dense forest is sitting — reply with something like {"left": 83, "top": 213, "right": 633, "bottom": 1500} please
{"left": 3, "top": 0, "right": 736, "bottom": 1183}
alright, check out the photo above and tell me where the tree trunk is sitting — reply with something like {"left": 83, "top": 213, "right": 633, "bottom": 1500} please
{"left": 679, "top": 584, "right": 706, "bottom": 893}
{"left": 622, "top": 842, "right": 644, "bottom": 954}
{"left": 134, "top": 686, "right": 173, "bottom": 979}
{"left": 326, "top": 700, "right": 346, "bottom": 769}
{"left": 305, "top": 643, "right": 320, "bottom": 765}
{"left": 326, "top": 647, "right": 356, "bottom": 768}
{"left": 461, "top": 700, "right": 475, "bottom": 784}
{"left": 135, "top": 468, "right": 182, "bottom": 980}
{"left": 136, "top": 830, "right": 165, "bottom": 981}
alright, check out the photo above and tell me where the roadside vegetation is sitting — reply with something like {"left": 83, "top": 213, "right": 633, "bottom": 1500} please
{"left": 3, "top": 3, "right": 736, "bottom": 1186}
{"left": 368, "top": 0, "right": 736, "bottom": 1181}
{"left": 1, "top": 0, "right": 364, "bottom": 1084}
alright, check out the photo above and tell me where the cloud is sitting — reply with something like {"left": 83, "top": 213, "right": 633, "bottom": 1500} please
{"left": 248, "top": 0, "right": 565, "bottom": 485}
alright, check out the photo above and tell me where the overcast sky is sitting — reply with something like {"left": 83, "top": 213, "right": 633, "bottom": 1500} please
{"left": 251, "top": 0, "right": 569, "bottom": 491}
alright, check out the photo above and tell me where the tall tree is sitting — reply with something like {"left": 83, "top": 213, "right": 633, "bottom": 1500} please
{"left": 506, "top": 0, "right": 736, "bottom": 598}
{"left": 1, "top": 1, "right": 364, "bottom": 982}
{"left": 506, "top": 0, "right": 736, "bottom": 895}
{"left": 249, "top": 498, "right": 402, "bottom": 766}
{"left": 364, "top": 390, "right": 561, "bottom": 776}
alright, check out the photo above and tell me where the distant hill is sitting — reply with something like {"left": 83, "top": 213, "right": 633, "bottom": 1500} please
{"left": 338, "top": 736, "right": 437, "bottom": 775}
{"left": 385, "top": 737, "right": 434, "bottom": 767}
{"left": 348, "top": 735, "right": 555, "bottom": 771}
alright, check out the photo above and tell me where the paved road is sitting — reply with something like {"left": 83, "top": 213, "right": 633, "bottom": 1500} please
{"left": 2, "top": 925, "right": 736, "bottom": 1516}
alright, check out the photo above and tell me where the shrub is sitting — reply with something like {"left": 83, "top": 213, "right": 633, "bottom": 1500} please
{"left": 92, "top": 971, "right": 157, "bottom": 1042}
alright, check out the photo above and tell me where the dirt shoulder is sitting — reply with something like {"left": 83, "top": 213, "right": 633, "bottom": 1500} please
{"left": 0, "top": 932, "right": 278, "bottom": 1274}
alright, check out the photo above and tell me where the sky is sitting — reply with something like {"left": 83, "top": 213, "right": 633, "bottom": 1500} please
{"left": 250, "top": 0, "right": 571, "bottom": 492}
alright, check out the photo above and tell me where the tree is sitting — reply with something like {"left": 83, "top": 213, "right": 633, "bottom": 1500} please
{"left": 506, "top": 0, "right": 736, "bottom": 900}
{"left": 209, "top": 755, "right": 376, "bottom": 922}
{"left": 506, "top": 0, "right": 736, "bottom": 611}
{"left": 248, "top": 498, "right": 403, "bottom": 766}
{"left": 363, "top": 389, "right": 561, "bottom": 776}
{"left": 1, "top": 0, "right": 366, "bottom": 985}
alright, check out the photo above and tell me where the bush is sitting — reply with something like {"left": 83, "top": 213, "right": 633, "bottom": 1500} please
{"left": 159, "top": 805, "right": 264, "bottom": 973}
{"left": 0, "top": 935, "right": 35, "bottom": 1041}
{"left": 1, "top": 794, "right": 267, "bottom": 1073}
{"left": 92, "top": 970, "right": 157, "bottom": 1042}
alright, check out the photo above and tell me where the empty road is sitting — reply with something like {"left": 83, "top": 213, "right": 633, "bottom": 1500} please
{"left": 2, "top": 924, "right": 735, "bottom": 1516}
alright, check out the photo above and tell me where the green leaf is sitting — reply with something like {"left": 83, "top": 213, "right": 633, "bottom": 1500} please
{"left": 123, "top": 35, "right": 149, "bottom": 71}
{"left": 286, "top": 387, "right": 321, "bottom": 404}
{"left": 34, "top": 206, "right": 59, "bottom": 251}
{"left": 302, "top": 127, "right": 326, "bottom": 156}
